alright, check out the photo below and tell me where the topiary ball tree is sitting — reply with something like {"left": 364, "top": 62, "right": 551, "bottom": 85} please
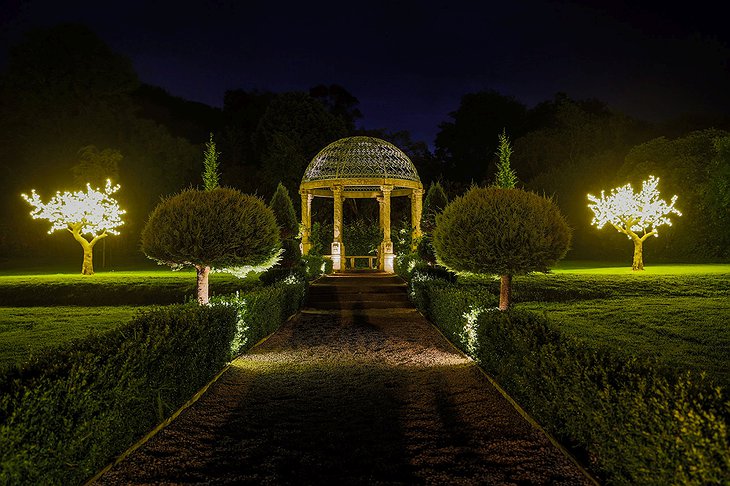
{"left": 141, "top": 187, "right": 280, "bottom": 304}
{"left": 433, "top": 187, "right": 571, "bottom": 310}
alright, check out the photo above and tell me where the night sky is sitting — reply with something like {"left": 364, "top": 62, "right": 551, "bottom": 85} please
{"left": 2, "top": 0, "right": 729, "bottom": 147}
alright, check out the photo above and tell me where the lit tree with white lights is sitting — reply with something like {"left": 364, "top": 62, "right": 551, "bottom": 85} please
{"left": 22, "top": 180, "right": 125, "bottom": 275}
{"left": 588, "top": 176, "right": 681, "bottom": 270}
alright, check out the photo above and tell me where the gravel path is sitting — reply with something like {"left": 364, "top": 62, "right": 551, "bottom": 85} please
{"left": 99, "top": 274, "right": 592, "bottom": 485}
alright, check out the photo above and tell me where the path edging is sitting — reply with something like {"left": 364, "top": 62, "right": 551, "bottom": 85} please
{"left": 419, "top": 308, "right": 600, "bottom": 485}
{"left": 85, "top": 311, "right": 299, "bottom": 485}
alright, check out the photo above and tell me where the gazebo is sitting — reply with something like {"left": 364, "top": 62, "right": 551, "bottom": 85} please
{"left": 299, "top": 136, "right": 424, "bottom": 272}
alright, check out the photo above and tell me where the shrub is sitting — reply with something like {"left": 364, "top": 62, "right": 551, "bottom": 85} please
{"left": 416, "top": 235, "right": 437, "bottom": 265}
{"left": 0, "top": 280, "right": 306, "bottom": 485}
{"left": 433, "top": 187, "right": 571, "bottom": 309}
{"left": 212, "top": 278, "right": 306, "bottom": 354}
{"left": 141, "top": 187, "right": 280, "bottom": 303}
{"left": 343, "top": 218, "right": 381, "bottom": 257}
{"left": 301, "top": 253, "right": 333, "bottom": 280}
{"left": 394, "top": 252, "right": 420, "bottom": 281}
{"left": 410, "top": 279, "right": 730, "bottom": 485}
{"left": 276, "top": 238, "right": 302, "bottom": 269}
{"left": 269, "top": 182, "right": 299, "bottom": 239}
{"left": 421, "top": 181, "right": 448, "bottom": 233}
{"left": 394, "top": 252, "right": 455, "bottom": 284}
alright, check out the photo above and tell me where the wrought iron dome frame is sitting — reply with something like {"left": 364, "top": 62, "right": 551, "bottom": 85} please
{"left": 300, "top": 136, "right": 422, "bottom": 197}
{"left": 299, "top": 136, "right": 424, "bottom": 272}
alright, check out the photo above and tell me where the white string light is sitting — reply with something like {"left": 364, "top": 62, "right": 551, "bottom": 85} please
{"left": 587, "top": 175, "right": 681, "bottom": 239}
{"left": 22, "top": 179, "right": 125, "bottom": 237}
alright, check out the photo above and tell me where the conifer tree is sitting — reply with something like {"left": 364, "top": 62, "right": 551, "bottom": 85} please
{"left": 269, "top": 182, "right": 299, "bottom": 239}
{"left": 202, "top": 133, "right": 221, "bottom": 191}
{"left": 494, "top": 129, "right": 517, "bottom": 188}
{"left": 422, "top": 181, "right": 449, "bottom": 233}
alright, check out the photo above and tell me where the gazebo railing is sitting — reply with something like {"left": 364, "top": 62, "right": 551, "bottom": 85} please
{"left": 323, "top": 254, "right": 378, "bottom": 270}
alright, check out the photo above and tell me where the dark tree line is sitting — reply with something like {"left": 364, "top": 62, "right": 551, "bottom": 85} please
{"left": 1, "top": 22, "right": 727, "bottom": 265}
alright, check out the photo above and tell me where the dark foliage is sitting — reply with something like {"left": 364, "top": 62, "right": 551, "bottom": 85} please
{"left": 619, "top": 129, "right": 730, "bottom": 260}
{"left": 416, "top": 235, "right": 437, "bottom": 265}
{"left": 141, "top": 187, "right": 280, "bottom": 269}
{"left": 309, "top": 84, "right": 363, "bottom": 131}
{"left": 421, "top": 181, "right": 449, "bottom": 233}
{"left": 253, "top": 92, "right": 347, "bottom": 195}
{"left": 433, "top": 187, "right": 571, "bottom": 275}
{"left": 131, "top": 84, "right": 223, "bottom": 144}
{"left": 0, "top": 24, "right": 200, "bottom": 260}
{"left": 269, "top": 182, "right": 299, "bottom": 239}
{"left": 435, "top": 91, "right": 529, "bottom": 183}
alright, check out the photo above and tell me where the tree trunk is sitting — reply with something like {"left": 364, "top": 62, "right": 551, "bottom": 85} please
{"left": 196, "top": 265, "right": 211, "bottom": 304}
{"left": 70, "top": 224, "right": 106, "bottom": 276}
{"left": 499, "top": 274, "right": 512, "bottom": 311}
{"left": 81, "top": 243, "right": 94, "bottom": 275}
{"left": 632, "top": 238, "right": 644, "bottom": 271}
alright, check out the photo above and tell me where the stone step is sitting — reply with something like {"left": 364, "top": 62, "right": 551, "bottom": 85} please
{"left": 303, "top": 300, "right": 413, "bottom": 310}
{"left": 305, "top": 273, "right": 412, "bottom": 311}
{"left": 316, "top": 275, "right": 404, "bottom": 286}
{"left": 308, "top": 286, "right": 406, "bottom": 296}
{"left": 306, "top": 291, "right": 411, "bottom": 301}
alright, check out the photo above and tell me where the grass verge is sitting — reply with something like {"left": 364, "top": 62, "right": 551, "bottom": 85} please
{"left": 0, "top": 270, "right": 261, "bottom": 306}
{"left": 0, "top": 306, "right": 144, "bottom": 370}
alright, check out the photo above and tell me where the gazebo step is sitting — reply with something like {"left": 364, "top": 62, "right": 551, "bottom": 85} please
{"left": 303, "top": 300, "right": 412, "bottom": 310}
{"left": 307, "top": 286, "right": 406, "bottom": 296}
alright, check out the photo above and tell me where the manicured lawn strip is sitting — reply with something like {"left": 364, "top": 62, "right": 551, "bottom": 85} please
{"left": 0, "top": 270, "right": 261, "bottom": 306}
{"left": 453, "top": 270, "right": 730, "bottom": 384}
{"left": 0, "top": 306, "right": 145, "bottom": 370}
{"left": 520, "top": 297, "right": 730, "bottom": 388}
{"left": 459, "top": 270, "right": 730, "bottom": 301}
{"left": 552, "top": 262, "right": 730, "bottom": 274}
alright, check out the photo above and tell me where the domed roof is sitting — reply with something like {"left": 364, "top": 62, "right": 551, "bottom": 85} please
{"left": 302, "top": 136, "right": 420, "bottom": 184}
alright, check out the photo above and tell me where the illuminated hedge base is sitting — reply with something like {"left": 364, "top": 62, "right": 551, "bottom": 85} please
{"left": 22, "top": 180, "right": 125, "bottom": 275}
{"left": 588, "top": 176, "right": 681, "bottom": 271}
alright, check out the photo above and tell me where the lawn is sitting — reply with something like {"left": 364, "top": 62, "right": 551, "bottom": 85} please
{"left": 0, "top": 306, "right": 144, "bottom": 370}
{"left": 460, "top": 263, "right": 730, "bottom": 388}
{"left": 0, "top": 268, "right": 264, "bottom": 370}
{"left": 0, "top": 269, "right": 261, "bottom": 306}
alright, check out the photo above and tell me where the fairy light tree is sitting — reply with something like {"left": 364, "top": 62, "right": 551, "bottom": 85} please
{"left": 21, "top": 180, "right": 125, "bottom": 275}
{"left": 588, "top": 175, "right": 681, "bottom": 270}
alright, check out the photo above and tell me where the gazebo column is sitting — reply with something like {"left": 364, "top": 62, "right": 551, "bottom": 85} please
{"left": 300, "top": 189, "right": 313, "bottom": 255}
{"left": 410, "top": 187, "right": 424, "bottom": 250}
{"left": 379, "top": 185, "right": 394, "bottom": 273}
{"left": 331, "top": 185, "right": 344, "bottom": 271}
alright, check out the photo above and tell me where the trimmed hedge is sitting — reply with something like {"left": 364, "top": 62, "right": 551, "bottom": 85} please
{"left": 0, "top": 280, "right": 306, "bottom": 485}
{"left": 212, "top": 278, "right": 307, "bottom": 354}
{"left": 259, "top": 253, "right": 332, "bottom": 285}
{"left": 410, "top": 277, "right": 730, "bottom": 485}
